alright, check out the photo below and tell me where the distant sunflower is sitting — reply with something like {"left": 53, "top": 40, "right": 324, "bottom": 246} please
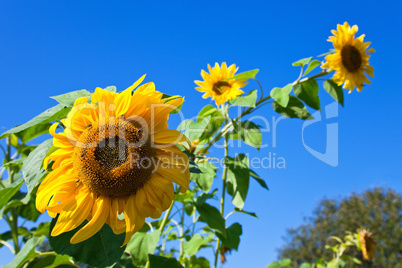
{"left": 321, "top": 22, "right": 375, "bottom": 93}
{"left": 358, "top": 229, "right": 376, "bottom": 261}
{"left": 36, "top": 75, "right": 190, "bottom": 246}
{"left": 194, "top": 62, "right": 248, "bottom": 106}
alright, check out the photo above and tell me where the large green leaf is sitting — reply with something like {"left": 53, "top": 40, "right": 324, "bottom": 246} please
{"left": 270, "top": 84, "right": 292, "bottom": 108}
{"left": 184, "top": 234, "right": 212, "bottom": 256}
{"left": 21, "top": 139, "right": 53, "bottom": 194}
{"left": 191, "top": 161, "right": 216, "bottom": 193}
{"left": 0, "top": 179, "right": 23, "bottom": 210}
{"left": 0, "top": 104, "right": 71, "bottom": 140}
{"left": 26, "top": 253, "right": 76, "bottom": 268}
{"left": 15, "top": 123, "right": 52, "bottom": 144}
{"left": 323, "top": 79, "right": 344, "bottom": 106}
{"left": 148, "top": 255, "right": 183, "bottom": 268}
{"left": 272, "top": 96, "right": 313, "bottom": 120}
{"left": 4, "top": 236, "right": 45, "bottom": 268}
{"left": 230, "top": 120, "right": 262, "bottom": 149}
{"left": 49, "top": 216, "right": 126, "bottom": 267}
{"left": 226, "top": 154, "right": 250, "bottom": 209}
{"left": 294, "top": 80, "right": 320, "bottom": 110}
{"left": 126, "top": 230, "right": 161, "bottom": 266}
{"left": 226, "top": 69, "right": 259, "bottom": 80}
{"left": 228, "top": 90, "right": 258, "bottom": 108}
{"left": 50, "top": 90, "right": 91, "bottom": 107}
{"left": 216, "top": 223, "right": 242, "bottom": 250}
{"left": 196, "top": 203, "right": 226, "bottom": 237}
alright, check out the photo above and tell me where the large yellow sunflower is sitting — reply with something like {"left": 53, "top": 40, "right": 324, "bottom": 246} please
{"left": 321, "top": 22, "right": 375, "bottom": 93}
{"left": 194, "top": 62, "right": 248, "bottom": 106}
{"left": 36, "top": 75, "right": 190, "bottom": 246}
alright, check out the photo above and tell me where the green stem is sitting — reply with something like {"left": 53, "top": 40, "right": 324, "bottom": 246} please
{"left": 213, "top": 131, "right": 229, "bottom": 268}
{"left": 180, "top": 203, "right": 185, "bottom": 258}
{"left": 145, "top": 201, "right": 176, "bottom": 268}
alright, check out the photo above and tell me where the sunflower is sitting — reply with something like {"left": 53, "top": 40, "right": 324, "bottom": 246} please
{"left": 321, "top": 22, "right": 375, "bottom": 93}
{"left": 36, "top": 75, "right": 190, "bottom": 246}
{"left": 358, "top": 229, "right": 376, "bottom": 261}
{"left": 194, "top": 62, "right": 248, "bottom": 106}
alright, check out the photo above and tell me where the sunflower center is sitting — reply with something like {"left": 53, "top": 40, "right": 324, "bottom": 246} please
{"left": 341, "top": 45, "right": 362, "bottom": 72}
{"left": 212, "top": 81, "right": 231, "bottom": 95}
{"left": 73, "top": 119, "right": 156, "bottom": 198}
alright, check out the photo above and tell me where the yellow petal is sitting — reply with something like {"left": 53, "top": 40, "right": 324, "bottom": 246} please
{"left": 70, "top": 196, "right": 110, "bottom": 244}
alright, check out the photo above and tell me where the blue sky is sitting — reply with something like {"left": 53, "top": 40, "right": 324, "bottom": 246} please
{"left": 1, "top": 0, "right": 401, "bottom": 267}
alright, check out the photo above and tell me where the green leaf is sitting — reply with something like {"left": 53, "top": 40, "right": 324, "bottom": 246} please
{"left": 177, "top": 119, "right": 209, "bottom": 143}
{"left": 148, "top": 255, "right": 184, "bottom": 268}
{"left": 184, "top": 234, "right": 211, "bottom": 256}
{"left": 25, "top": 253, "right": 76, "bottom": 268}
{"left": 303, "top": 60, "right": 322, "bottom": 76}
{"left": 49, "top": 216, "right": 126, "bottom": 268}
{"left": 272, "top": 96, "right": 313, "bottom": 120}
{"left": 0, "top": 104, "right": 71, "bottom": 140}
{"left": 196, "top": 203, "right": 226, "bottom": 237}
{"left": 266, "top": 258, "right": 292, "bottom": 268}
{"left": 188, "top": 256, "right": 210, "bottom": 268}
{"left": 323, "top": 79, "right": 344, "bottom": 107}
{"left": 292, "top": 57, "right": 313, "bottom": 67}
{"left": 189, "top": 158, "right": 202, "bottom": 174}
{"left": 294, "top": 80, "right": 320, "bottom": 110}
{"left": 250, "top": 169, "right": 269, "bottom": 190}
{"left": 230, "top": 120, "right": 262, "bottom": 149}
{"left": 191, "top": 161, "right": 216, "bottom": 193}
{"left": 104, "top": 86, "right": 117, "bottom": 93}
{"left": 50, "top": 90, "right": 91, "bottom": 107}
{"left": 228, "top": 90, "right": 258, "bottom": 108}
{"left": 234, "top": 208, "right": 258, "bottom": 218}
{"left": 299, "top": 263, "right": 312, "bottom": 268}
{"left": 217, "top": 223, "right": 242, "bottom": 250}
{"left": 195, "top": 190, "right": 217, "bottom": 207}
{"left": 197, "top": 105, "right": 224, "bottom": 141}
{"left": 197, "top": 105, "right": 219, "bottom": 121}
{"left": 16, "top": 123, "right": 52, "bottom": 144}
{"left": 0, "top": 179, "right": 23, "bottom": 210}
{"left": 226, "top": 154, "right": 250, "bottom": 209}
{"left": 32, "top": 222, "right": 51, "bottom": 237}
{"left": 2, "top": 158, "right": 25, "bottom": 169}
{"left": 270, "top": 84, "right": 292, "bottom": 108}
{"left": 22, "top": 139, "right": 53, "bottom": 194}
{"left": 4, "top": 236, "right": 45, "bottom": 268}
{"left": 225, "top": 69, "right": 259, "bottom": 80}
{"left": 126, "top": 230, "right": 161, "bottom": 266}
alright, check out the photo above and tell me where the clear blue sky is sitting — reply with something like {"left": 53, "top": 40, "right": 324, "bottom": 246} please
{"left": 1, "top": 1, "right": 401, "bottom": 267}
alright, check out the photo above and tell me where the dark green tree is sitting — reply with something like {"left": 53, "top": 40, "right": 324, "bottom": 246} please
{"left": 278, "top": 188, "right": 402, "bottom": 268}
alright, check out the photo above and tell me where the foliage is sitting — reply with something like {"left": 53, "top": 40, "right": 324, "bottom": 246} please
{"left": 278, "top": 188, "right": 402, "bottom": 268}
{"left": 0, "top": 23, "right": 375, "bottom": 268}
